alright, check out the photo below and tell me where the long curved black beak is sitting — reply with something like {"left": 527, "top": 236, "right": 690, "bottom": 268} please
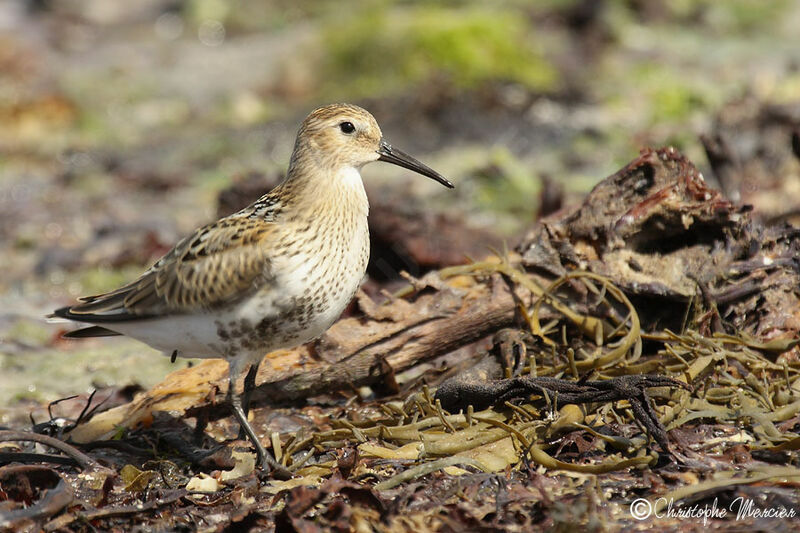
{"left": 377, "top": 140, "right": 454, "bottom": 189}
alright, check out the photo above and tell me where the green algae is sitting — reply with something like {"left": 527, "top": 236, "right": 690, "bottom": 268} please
{"left": 320, "top": 5, "right": 559, "bottom": 98}
{"left": 0, "top": 335, "right": 195, "bottom": 408}
{"left": 77, "top": 266, "right": 143, "bottom": 297}
{"left": 472, "top": 148, "right": 541, "bottom": 218}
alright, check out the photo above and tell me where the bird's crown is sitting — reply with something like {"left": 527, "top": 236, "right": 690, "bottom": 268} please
{"left": 293, "top": 103, "right": 383, "bottom": 170}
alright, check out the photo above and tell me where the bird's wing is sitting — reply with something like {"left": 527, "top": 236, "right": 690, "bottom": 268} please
{"left": 54, "top": 214, "right": 278, "bottom": 323}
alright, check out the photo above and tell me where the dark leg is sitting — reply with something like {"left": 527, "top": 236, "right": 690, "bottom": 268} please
{"left": 228, "top": 362, "right": 291, "bottom": 479}
{"left": 242, "top": 362, "right": 259, "bottom": 416}
{"left": 237, "top": 362, "right": 260, "bottom": 440}
{"left": 193, "top": 405, "right": 209, "bottom": 445}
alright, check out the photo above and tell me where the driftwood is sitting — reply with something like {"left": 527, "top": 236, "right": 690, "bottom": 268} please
{"left": 68, "top": 272, "right": 526, "bottom": 442}
{"left": 518, "top": 147, "right": 799, "bottom": 340}
{"left": 68, "top": 146, "right": 800, "bottom": 443}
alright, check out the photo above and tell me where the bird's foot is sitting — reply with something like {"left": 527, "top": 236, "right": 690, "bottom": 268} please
{"left": 257, "top": 450, "right": 292, "bottom": 481}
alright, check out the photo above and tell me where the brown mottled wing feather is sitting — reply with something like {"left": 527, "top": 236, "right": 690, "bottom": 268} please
{"left": 57, "top": 214, "right": 276, "bottom": 322}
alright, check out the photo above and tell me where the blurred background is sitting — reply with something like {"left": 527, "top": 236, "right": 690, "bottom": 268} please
{"left": 2, "top": 0, "right": 799, "bottom": 420}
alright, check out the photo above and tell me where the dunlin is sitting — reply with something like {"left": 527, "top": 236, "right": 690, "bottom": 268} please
{"left": 53, "top": 103, "right": 454, "bottom": 476}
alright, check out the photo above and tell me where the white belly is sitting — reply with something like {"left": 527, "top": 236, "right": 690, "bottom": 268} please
{"left": 107, "top": 215, "right": 370, "bottom": 363}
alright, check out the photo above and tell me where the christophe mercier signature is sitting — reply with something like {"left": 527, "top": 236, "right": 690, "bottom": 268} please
{"left": 631, "top": 496, "right": 797, "bottom": 524}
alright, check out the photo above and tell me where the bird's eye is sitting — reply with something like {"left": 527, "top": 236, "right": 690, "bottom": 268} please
{"left": 339, "top": 121, "right": 355, "bottom": 134}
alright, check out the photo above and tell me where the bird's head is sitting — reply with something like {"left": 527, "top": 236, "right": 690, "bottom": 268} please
{"left": 293, "top": 103, "right": 453, "bottom": 188}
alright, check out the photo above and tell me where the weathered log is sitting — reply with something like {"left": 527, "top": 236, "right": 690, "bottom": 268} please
{"left": 68, "top": 272, "right": 528, "bottom": 441}
{"left": 68, "top": 146, "right": 800, "bottom": 442}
